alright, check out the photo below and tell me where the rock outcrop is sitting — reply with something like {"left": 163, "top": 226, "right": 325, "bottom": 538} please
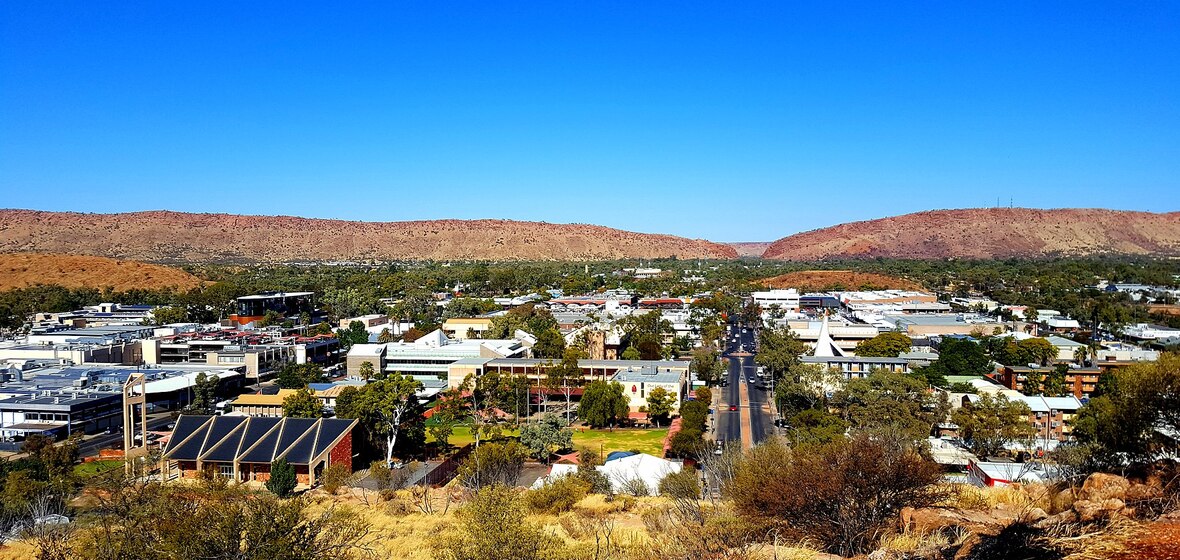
{"left": 0, "top": 210, "right": 738, "bottom": 262}
{"left": 763, "top": 208, "right": 1180, "bottom": 260}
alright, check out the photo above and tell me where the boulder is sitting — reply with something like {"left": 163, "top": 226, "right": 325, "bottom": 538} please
{"left": 1080, "top": 473, "right": 1131, "bottom": 502}
{"left": 951, "top": 533, "right": 983, "bottom": 560}
{"left": 1072, "top": 498, "right": 1126, "bottom": 523}
{"left": 1126, "top": 482, "right": 1162, "bottom": 502}
{"left": 1023, "top": 507, "right": 1049, "bottom": 523}
{"left": 1034, "top": 509, "right": 1077, "bottom": 529}
{"left": 901, "top": 507, "right": 1014, "bottom": 536}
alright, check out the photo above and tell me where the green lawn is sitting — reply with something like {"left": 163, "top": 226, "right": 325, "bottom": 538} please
{"left": 572, "top": 428, "right": 669, "bottom": 457}
{"left": 74, "top": 459, "right": 122, "bottom": 478}
{"left": 425, "top": 425, "right": 669, "bottom": 457}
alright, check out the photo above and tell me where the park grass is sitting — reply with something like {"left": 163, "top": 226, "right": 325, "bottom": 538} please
{"left": 571, "top": 428, "right": 668, "bottom": 457}
{"left": 73, "top": 459, "right": 123, "bottom": 478}
{"left": 425, "top": 425, "right": 669, "bottom": 457}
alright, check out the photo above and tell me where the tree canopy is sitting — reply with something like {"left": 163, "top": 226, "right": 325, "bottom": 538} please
{"left": 853, "top": 332, "right": 912, "bottom": 357}
{"left": 281, "top": 387, "right": 323, "bottom": 418}
{"left": 577, "top": 380, "right": 630, "bottom": 428}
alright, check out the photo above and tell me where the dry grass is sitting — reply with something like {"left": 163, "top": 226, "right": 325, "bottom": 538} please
{"left": 0, "top": 542, "right": 36, "bottom": 560}
{"left": 0, "top": 253, "right": 204, "bottom": 291}
{"left": 942, "top": 483, "right": 1054, "bottom": 513}
{"left": 758, "top": 270, "right": 923, "bottom": 291}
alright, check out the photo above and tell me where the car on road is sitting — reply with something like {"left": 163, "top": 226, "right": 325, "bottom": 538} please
{"left": 729, "top": 405, "right": 738, "bottom": 411}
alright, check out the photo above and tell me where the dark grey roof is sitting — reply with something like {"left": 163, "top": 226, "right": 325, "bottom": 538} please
{"left": 164, "top": 415, "right": 356, "bottom": 466}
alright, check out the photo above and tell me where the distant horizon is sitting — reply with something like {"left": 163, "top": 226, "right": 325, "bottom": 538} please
{"left": 3, "top": 205, "right": 1177, "bottom": 243}
{"left": 3, "top": 3, "right": 1179, "bottom": 239}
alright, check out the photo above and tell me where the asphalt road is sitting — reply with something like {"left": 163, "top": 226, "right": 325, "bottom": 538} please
{"left": 716, "top": 323, "right": 776, "bottom": 449}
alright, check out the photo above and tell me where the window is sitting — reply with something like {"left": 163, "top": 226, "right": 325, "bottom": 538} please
{"left": 219, "top": 464, "right": 234, "bottom": 478}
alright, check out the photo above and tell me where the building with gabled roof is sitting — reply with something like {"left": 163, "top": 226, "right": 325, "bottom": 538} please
{"left": 161, "top": 414, "right": 356, "bottom": 486}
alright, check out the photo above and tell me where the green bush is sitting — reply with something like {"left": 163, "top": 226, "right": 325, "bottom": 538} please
{"left": 525, "top": 475, "right": 591, "bottom": 514}
{"left": 266, "top": 458, "right": 297, "bottom": 498}
{"left": 658, "top": 469, "right": 701, "bottom": 500}
{"left": 321, "top": 463, "right": 352, "bottom": 495}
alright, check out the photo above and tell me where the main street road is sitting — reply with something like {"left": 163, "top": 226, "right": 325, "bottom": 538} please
{"left": 715, "top": 323, "right": 776, "bottom": 450}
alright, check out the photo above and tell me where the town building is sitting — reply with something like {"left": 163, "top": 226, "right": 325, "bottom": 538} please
{"left": 610, "top": 366, "right": 686, "bottom": 412}
{"left": 141, "top": 329, "right": 339, "bottom": 381}
{"left": 0, "top": 362, "right": 244, "bottom": 439}
{"left": 1021, "top": 395, "right": 1083, "bottom": 444}
{"left": 230, "top": 389, "right": 299, "bottom": 417}
{"left": 864, "top": 313, "right": 1006, "bottom": 337}
{"left": 441, "top": 317, "right": 494, "bottom": 339}
{"left": 994, "top": 365, "right": 1103, "bottom": 399}
{"left": 346, "top": 329, "right": 530, "bottom": 382}
{"left": 228, "top": 292, "right": 318, "bottom": 327}
{"left": 161, "top": 414, "right": 356, "bottom": 486}
{"left": 30, "top": 303, "right": 156, "bottom": 330}
{"left": 751, "top": 289, "right": 801, "bottom": 311}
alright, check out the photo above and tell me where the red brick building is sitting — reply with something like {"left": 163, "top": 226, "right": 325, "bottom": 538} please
{"left": 162, "top": 415, "right": 356, "bottom": 486}
{"left": 995, "top": 366, "right": 1103, "bottom": 399}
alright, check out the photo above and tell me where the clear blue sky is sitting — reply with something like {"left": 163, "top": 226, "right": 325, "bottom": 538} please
{"left": 2, "top": 2, "right": 1178, "bottom": 241}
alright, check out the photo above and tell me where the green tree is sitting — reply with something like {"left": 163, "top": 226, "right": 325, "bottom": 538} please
{"left": 1002, "top": 337, "right": 1057, "bottom": 366}
{"left": 950, "top": 393, "right": 1035, "bottom": 457}
{"left": 924, "top": 337, "right": 991, "bottom": 379}
{"left": 836, "top": 369, "right": 946, "bottom": 441}
{"left": 853, "top": 332, "right": 912, "bottom": 357}
{"left": 618, "top": 311, "right": 674, "bottom": 360}
{"left": 519, "top": 413, "right": 573, "bottom": 462}
{"left": 532, "top": 327, "right": 565, "bottom": 359}
{"left": 334, "top": 320, "right": 370, "bottom": 349}
{"left": 442, "top": 297, "right": 498, "bottom": 319}
{"left": 428, "top": 388, "right": 469, "bottom": 451}
{"left": 645, "top": 386, "right": 677, "bottom": 426}
{"left": 151, "top": 305, "right": 188, "bottom": 325}
{"left": 281, "top": 387, "right": 322, "bottom": 418}
{"left": 186, "top": 371, "right": 220, "bottom": 414}
{"left": 689, "top": 347, "right": 727, "bottom": 386}
{"left": 621, "top": 345, "right": 642, "bottom": 360}
{"left": 377, "top": 328, "right": 394, "bottom": 343}
{"left": 785, "top": 408, "right": 849, "bottom": 446}
{"left": 357, "top": 360, "right": 375, "bottom": 382}
{"left": 755, "top": 327, "right": 807, "bottom": 381}
{"left": 1074, "top": 354, "right": 1180, "bottom": 467}
{"left": 322, "top": 287, "right": 372, "bottom": 321}
{"left": 266, "top": 458, "right": 297, "bottom": 498}
{"left": 577, "top": 380, "right": 630, "bottom": 428}
{"left": 275, "top": 363, "right": 325, "bottom": 389}
{"left": 348, "top": 374, "right": 425, "bottom": 466}
{"left": 775, "top": 363, "right": 844, "bottom": 417}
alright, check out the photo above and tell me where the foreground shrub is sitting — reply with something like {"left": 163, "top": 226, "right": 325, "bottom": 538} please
{"left": 456, "top": 441, "right": 527, "bottom": 490}
{"left": 525, "top": 475, "right": 591, "bottom": 514}
{"left": 730, "top": 433, "right": 947, "bottom": 556}
{"left": 434, "top": 484, "right": 563, "bottom": 560}
{"left": 321, "top": 463, "right": 352, "bottom": 495}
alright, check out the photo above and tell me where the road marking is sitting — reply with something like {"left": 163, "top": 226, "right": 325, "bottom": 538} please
{"left": 739, "top": 381, "right": 754, "bottom": 450}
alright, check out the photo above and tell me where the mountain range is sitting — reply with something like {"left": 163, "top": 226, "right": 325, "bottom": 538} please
{"left": 1, "top": 208, "right": 1178, "bottom": 263}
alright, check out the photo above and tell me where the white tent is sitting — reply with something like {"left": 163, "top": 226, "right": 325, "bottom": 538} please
{"left": 596, "top": 453, "right": 681, "bottom": 494}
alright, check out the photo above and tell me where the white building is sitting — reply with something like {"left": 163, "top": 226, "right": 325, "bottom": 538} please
{"left": 345, "top": 329, "right": 529, "bottom": 380}
{"left": 751, "top": 289, "right": 801, "bottom": 311}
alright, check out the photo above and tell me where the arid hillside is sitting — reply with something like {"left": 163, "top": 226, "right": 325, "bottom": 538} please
{"left": 758, "top": 270, "right": 924, "bottom": 292}
{"left": 0, "top": 210, "right": 737, "bottom": 262}
{"left": 764, "top": 208, "right": 1180, "bottom": 260}
{"left": 726, "top": 242, "right": 772, "bottom": 258}
{"left": 0, "top": 253, "right": 204, "bottom": 291}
